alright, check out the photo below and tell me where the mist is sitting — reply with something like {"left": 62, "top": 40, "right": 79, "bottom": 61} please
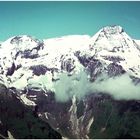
{"left": 53, "top": 70, "right": 140, "bottom": 102}
{"left": 93, "top": 74, "right": 140, "bottom": 100}
{"left": 53, "top": 71, "right": 92, "bottom": 102}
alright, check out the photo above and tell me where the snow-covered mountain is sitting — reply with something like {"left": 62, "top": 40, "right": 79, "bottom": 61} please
{"left": 0, "top": 25, "right": 140, "bottom": 138}
{"left": 1, "top": 26, "right": 140, "bottom": 88}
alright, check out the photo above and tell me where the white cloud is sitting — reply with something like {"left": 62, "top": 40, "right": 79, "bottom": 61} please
{"left": 93, "top": 74, "right": 140, "bottom": 100}
{"left": 53, "top": 71, "right": 140, "bottom": 102}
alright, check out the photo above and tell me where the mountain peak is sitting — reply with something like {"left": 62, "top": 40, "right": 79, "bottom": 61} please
{"left": 102, "top": 25, "right": 124, "bottom": 35}
{"left": 9, "top": 35, "right": 40, "bottom": 45}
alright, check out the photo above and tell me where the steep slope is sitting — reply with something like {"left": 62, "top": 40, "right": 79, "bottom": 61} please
{"left": 135, "top": 40, "right": 140, "bottom": 47}
{"left": 0, "top": 83, "right": 62, "bottom": 139}
{"left": 89, "top": 26, "right": 140, "bottom": 78}
{"left": 0, "top": 25, "right": 140, "bottom": 138}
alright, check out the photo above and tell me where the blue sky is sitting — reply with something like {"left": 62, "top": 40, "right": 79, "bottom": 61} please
{"left": 0, "top": 1, "right": 140, "bottom": 41}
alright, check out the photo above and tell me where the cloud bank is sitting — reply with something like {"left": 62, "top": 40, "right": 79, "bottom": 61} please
{"left": 93, "top": 74, "right": 140, "bottom": 100}
{"left": 53, "top": 71, "right": 92, "bottom": 102}
{"left": 53, "top": 71, "right": 140, "bottom": 102}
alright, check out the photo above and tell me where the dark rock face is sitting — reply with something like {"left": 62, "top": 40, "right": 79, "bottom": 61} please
{"left": 2, "top": 86, "right": 140, "bottom": 139}
{"left": 84, "top": 93, "right": 140, "bottom": 139}
{"left": 23, "top": 88, "right": 140, "bottom": 139}
{"left": 30, "top": 65, "right": 50, "bottom": 76}
{"left": 0, "top": 84, "right": 62, "bottom": 139}
{"left": 22, "top": 87, "right": 93, "bottom": 138}
{"left": 22, "top": 42, "right": 44, "bottom": 59}
{"left": 23, "top": 49, "right": 39, "bottom": 59}
{"left": 76, "top": 52, "right": 126, "bottom": 79}
{"left": 11, "top": 36, "right": 44, "bottom": 60}
{"left": 6, "top": 62, "right": 16, "bottom": 76}
{"left": 131, "top": 76, "right": 140, "bottom": 85}
{"left": 102, "top": 56, "right": 125, "bottom": 63}
{"left": 15, "top": 48, "right": 39, "bottom": 59}
{"left": 86, "top": 59, "right": 103, "bottom": 80}
{"left": 60, "top": 55, "right": 75, "bottom": 73}
{"left": 34, "top": 94, "right": 94, "bottom": 139}
{"left": 75, "top": 51, "right": 93, "bottom": 67}
{"left": 107, "top": 63, "right": 126, "bottom": 77}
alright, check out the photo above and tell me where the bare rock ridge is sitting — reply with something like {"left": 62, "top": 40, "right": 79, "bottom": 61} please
{"left": 0, "top": 25, "right": 140, "bottom": 138}
{"left": 102, "top": 25, "right": 124, "bottom": 34}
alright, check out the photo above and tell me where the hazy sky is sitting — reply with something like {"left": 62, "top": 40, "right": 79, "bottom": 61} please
{"left": 0, "top": 1, "right": 140, "bottom": 41}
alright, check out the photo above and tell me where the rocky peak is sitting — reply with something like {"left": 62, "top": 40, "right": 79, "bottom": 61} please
{"left": 102, "top": 25, "right": 124, "bottom": 35}
{"left": 10, "top": 35, "right": 40, "bottom": 45}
